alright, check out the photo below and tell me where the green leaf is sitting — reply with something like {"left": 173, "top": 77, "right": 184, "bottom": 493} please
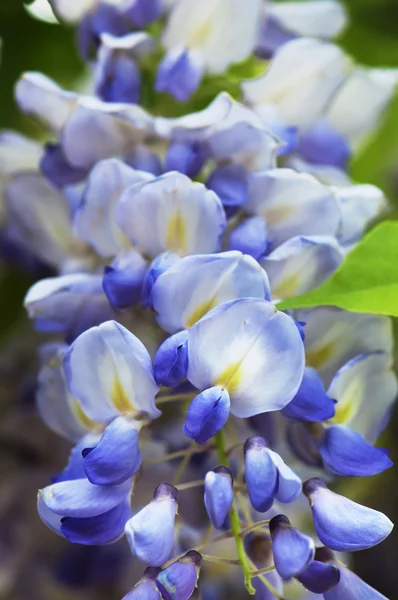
{"left": 277, "top": 221, "right": 398, "bottom": 317}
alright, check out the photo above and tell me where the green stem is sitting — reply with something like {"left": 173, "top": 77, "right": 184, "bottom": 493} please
{"left": 215, "top": 430, "right": 255, "bottom": 595}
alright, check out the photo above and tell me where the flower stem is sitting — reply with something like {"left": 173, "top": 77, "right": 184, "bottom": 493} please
{"left": 175, "top": 479, "right": 204, "bottom": 491}
{"left": 143, "top": 444, "right": 214, "bottom": 466}
{"left": 241, "top": 519, "right": 270, "bottom": 536}
{"left": 156, "top": 392, "right": 196, "bottom": 404}
{"left": 201, "top": 554, "right": 241, "bottom": 566}
{"left": 215, "top": 429, "right": 255, "bottom": 595}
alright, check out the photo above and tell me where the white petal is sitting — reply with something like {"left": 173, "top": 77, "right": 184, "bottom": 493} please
{"left": 268, "top": 1, "right": 347, "bottom": 39}
{"left": 163, "top": 0, "right": 261, "bottom": 73}
{"left": 115, "top": 171, "right": 226, "bottom": 257}
{"left": 243, "top": 38, "right": 352, "bottom": 130}
{"left": 152, "top": 251, "right": 270, "bottom": 333}
{"left": 62, "top": 96, "right": 154, "bottom": 169}
{"left": 5, "top": 173, "right": 85, "bottom": 269}
{"left": 187, "top": 298, "right": 305, "bottom": 417}
{"left": 0, "top": 131, "right": 42, "bottom": 177}
{"left": 64, "top": 320, "right": 160, "bottom": 422}
{"left": 327, "top": 352, "right": 397, "bottom": 443}
{"left": 261, "top": 235, "right": 343, "bottom": 300}
{"left": 74, "top": 159, "right": 152, "bottom": 257}
{"left": 49, "top": 0, "right": 97, "bottom": 22}
{"left": 37, "top": 343, "right": 97, "bottom": 442}
{"left": 300, "top": 307, "right": 394, "bottom": 386}
{"left": 248, "top": 168, "right": 341, "bottom": 246}
{"left": 334, "top": 184, "right": 388, "bottom": 245}
{"left": 15, "top": 72, "right": 78, "bottom": 131}
{"left": 326, "top": 67, "right": 398, "bottom": 144}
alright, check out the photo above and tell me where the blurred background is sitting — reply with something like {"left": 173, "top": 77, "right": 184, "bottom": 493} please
{"left": 0, "top": 0, "right": 397, "bottom": 598}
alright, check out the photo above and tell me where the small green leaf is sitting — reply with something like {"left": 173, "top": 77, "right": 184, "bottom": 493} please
{"left": 277, "top": 221, "right": 398, "bottom": 317}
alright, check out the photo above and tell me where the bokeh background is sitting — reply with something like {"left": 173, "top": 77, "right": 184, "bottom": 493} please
{"left": 0, "top": 0, "right": 398, "bottom": 598}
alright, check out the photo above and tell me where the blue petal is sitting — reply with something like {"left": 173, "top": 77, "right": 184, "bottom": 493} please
{"left": 96, "top": 51, "right": 141, "bottom": 104}
{"left": 125, "top": 145, "right": 163, "bottom": 176}
{"left": 165, "top": 141, "right": 206, "bottom": 179}
{"left": 298, "top": 120, "right": 351, "bottom": 169}
{"left": 122, "top": 579, "right": 161, "bottom": 600}
{"left": 244, "top": 437, "right": 278, "bottom": 513}
{"left": 156, "top": 48, "right": 204, "bottom": 102}
{"left": 126, "top": 0, "right": 163, "bottom": 28}
{"left": 320, "top": 425, "right": 392, "bottom": 477}
{"left": 155, "top": 551, "right": 201, "bottom": 600}
{"left": 78, "top": 3, "right": 129, "bottom": 59}
{"left": 154, "top": 330, "right": 189, "bottom": 388}
{"left": 206, "top": 164, "right": 248, "bottom": 216}
{"left": 297, "top": 558, "right": 340, "bottom": 594}
{"left": 183, "top": 386, "right": 230, "bottom": 444}
{"left": 228, "top": 217, "right": 270, "bottom": 260}
{"left": 282, "top": 367, "right": 336, "bottom": 422}
{"left": 204, "top": 467, "right": 233, "bottom": 529}
{"left": 61, "top": 500, "right": 131, "bottom": 545}
{"left": 270, "top": 515, "right": 315, "bottom": 580}
{"left": 125, "top": 483, "right": 178, "bottom": 566}
{"left": 142, "top": 252, "right": 181, "bottom": 309}
{"left": 304, "top": 478, "right": 393, "bottom": 551}
{"left": 268, "top": 449, "right": 302, "bottom": 504}
{"left": 83, "top": 416, "right": 142, "bottom": 486}
{"left": 39, "top": 477, "right": 131, "bottom": 518}
{"left": 40, "top": 143, "right": 88, "bottom": 188}
{"left": 324, "top": 565, "right": 388, "bottom": 600}
{"left": 103, "top": 250, "right": 147, "bottom": 310}
{"left": 53, "top": 434, "right": 100, "bottom": 483}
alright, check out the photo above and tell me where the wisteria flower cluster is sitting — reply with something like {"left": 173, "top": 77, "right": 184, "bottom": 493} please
{"left": 2, "top": 0, "right": 398, "bottom": 598}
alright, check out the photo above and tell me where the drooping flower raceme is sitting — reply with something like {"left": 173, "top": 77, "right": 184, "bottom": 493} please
{"left": 3, "top": 1, "right": 397, "bottom": 599}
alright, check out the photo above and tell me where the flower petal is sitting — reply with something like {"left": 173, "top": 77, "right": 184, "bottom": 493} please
{"left": 304, "top": 478, "right": 393, "bottom": 551}
{"left": 183, "top": 386, "right": 230, "bottom": 444}
{"left": 204, "top": 467, "right": 233, "bottom": 529}
{"left": 248, "top": 168, "right": 341, "bottom": 247}
{"left": 125, "top": 483, "right": 178, "bottom": 566}
{"left": 282, "top": 366, "right": 336, "bottom": 422}
{"left": 115, "top": 171, "right": 226, "bottom": 257}
{"left": 61, "top": 500, "right": 131, "bottom": 545}
{"left": 24, "top": 273, "right": 114, "bottom": 342}
{"left": 152, "top": 251, "right": 271, "bottom": 333}
{"left": 187, "top": 298, "right": 305, "bottom": 417}
{"left": 270, "top": 514, "right": 315, "bottom": 579}
{"left": 83, "top": 416, "right": 143, "bottom": 486}
{"left": 327, "top": 352, "right": 398, "bottom": 443}
{"left": 261, "top": 235, "right": 343, "bottom": 300}
{"left": 64, "top": 320, "right": 160, "bottom": 422}
{"left": 324, "top": 564, "right": 388, "bottom": 600}
{"left": 153, "top": 330, "right": 189, "bottom": 388}
{"left": 74, "top": 158, "right": 152, "bottom": 257}
{"left": 39, "top": 478, "right": 131, "bottom": 518}
{"left": 320, "top": 424, "right": 393, "bottom": 477}
{"left": 103, "top": 249, "right": 147, "bottom": 310}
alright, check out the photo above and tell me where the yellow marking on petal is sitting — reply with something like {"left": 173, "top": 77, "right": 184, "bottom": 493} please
{"left": 111, "top": 376, "right": 134, "bottom": 414}
{"left": 72, "top": 399, "right": 98, "bottom": 431}
{"left": 328, "top": 378, "right": 363, "bottom": 425}
{"left": 273, "top": 273, "right": 300, "bottom": 299}
{"left": 166, "top": 209, "right": 187, "bottom": 254}
{"left": 215, "top": 362, "right": 242, "bottom": 395}
{"left": 264, "top": 205, "right": 294, "bottom": 226}
{"left": 329, "top": 398, "right": 357, "bottom": 425}
{"left": 189, "top": 19, "right": 213, "bottom": 49}
{"left": 185, "top": 297, "right": 217, "bottom": 329}
{"left": 306, "top": 342, "right": 335, "bottom": 370}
